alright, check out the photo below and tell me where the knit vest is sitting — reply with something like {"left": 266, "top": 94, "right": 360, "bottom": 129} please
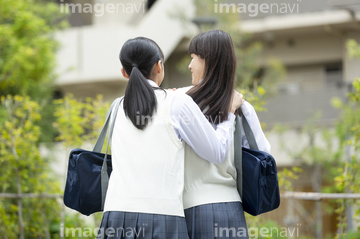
{"left": 104, "top": 90, "right": 185, "bottom": 217}
{"left": 183, "top": 125, "right": 241, "bottom": 209}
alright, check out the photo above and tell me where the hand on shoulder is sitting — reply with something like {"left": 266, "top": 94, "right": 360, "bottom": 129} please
{"left": 230, "top": 90, "right": 244, "bottom": 114}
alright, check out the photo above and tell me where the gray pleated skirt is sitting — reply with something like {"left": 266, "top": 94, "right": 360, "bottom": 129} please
{"left": 96, "top": 211, "right": 189, "bottom": 239}
{"left": 184, "top": 202, "right": 249, "bottom": 239}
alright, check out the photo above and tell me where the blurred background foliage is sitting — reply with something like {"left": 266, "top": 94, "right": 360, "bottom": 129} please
{"left": 0, "top": 0, "right": 360, "bottom": 238}
{"left": 0, "top": 95, "right": 62, "bottom": 238}
{"left": 0, "top": 0, "right": 68, "bottom": 143}
{"left": 0, "top": 0, "right": 99, "bottom": 237}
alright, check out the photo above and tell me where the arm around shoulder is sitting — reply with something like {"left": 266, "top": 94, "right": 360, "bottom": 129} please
{"left": 171, "top": 94, "right": 236, "bottom": 164}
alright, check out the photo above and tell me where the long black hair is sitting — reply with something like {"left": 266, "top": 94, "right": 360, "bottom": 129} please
{"left": 187, "top": 30, "right": 236, "bottom": 124}
{"left": 120, "top": 37, "right": 164, "bottom": 130}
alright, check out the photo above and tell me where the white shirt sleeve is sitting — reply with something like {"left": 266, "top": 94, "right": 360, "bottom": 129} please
{"left": 170, "top": 93, "right": 235, "bottom": 164}
{"left": 241, "top": 101, "right": 271, "bottom": 153}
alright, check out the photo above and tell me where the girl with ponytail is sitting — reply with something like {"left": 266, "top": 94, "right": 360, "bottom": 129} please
{"left": 96, "top": 37, "right": 244, "bottom": 239}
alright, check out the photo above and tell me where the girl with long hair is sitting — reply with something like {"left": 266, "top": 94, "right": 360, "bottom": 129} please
{"left": 183, "top": 30, "right": 271, "bottom": 239}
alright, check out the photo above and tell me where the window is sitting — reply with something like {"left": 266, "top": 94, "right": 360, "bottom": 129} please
{"left": 325, "top": 64, "right": 343, "bottom": 89}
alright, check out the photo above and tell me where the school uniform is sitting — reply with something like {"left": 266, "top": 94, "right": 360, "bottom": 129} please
{"left": 97, "top": 80, "right": 236, "bottom": 239}
{"left": 183, "top": 101, "right": 271, "bottom": 239}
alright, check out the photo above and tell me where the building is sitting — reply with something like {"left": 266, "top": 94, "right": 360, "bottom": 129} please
{"left": 55, "top": 0, "right": 196, "bottom": 100}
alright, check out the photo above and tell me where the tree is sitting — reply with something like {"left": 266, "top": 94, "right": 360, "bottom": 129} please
{"left": 0, "top": 0, "right": 66, "bottom": 98}
{"left": 0, "top": 0, "right": 68, "bottom": 142}
{"left": 53, "top": 95, "right": 110, "bottom": 150}
{"left": 0, "top": 0, "right": 72, "bottom": 237}
{"left": 332, "top": 39, "right": 360, "bottom": 237}
{"left": 0, "top": 95, "right": 62, "bottom": 238}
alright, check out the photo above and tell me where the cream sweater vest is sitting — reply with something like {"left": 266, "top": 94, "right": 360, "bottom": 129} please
{"left": 104, "top": 90, "right": 185, "bottom": 217}
{"left": 178, "top": 86, "right": 241, "bottom": 209}
{"left": 183, "top": 126, "right": 241, "bottom": 209}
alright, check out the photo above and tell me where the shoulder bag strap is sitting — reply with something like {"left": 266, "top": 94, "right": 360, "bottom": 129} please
{"left": 234, "top": 104, "right": 259, "bottom": 198}
{"left": 234, "top": 115, "right": 243, "bottom": 198}
{"left": 241, "top": 105, "right": 258, "bottom": 150}
{"left": 100, "top": 97, "right": 123, "bottom": 210}
{"left": 93, "top": 99, "right": 118, "bottom": 152}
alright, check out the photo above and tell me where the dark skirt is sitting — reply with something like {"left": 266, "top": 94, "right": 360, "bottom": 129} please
{"left": 184, "top": 202, "right": 249, "bottom": 239}
{"left": 96, "top": 211, "right": 189, "bottom": 239}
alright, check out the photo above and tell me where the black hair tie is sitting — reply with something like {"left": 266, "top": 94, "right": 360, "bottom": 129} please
{"left": 132, "top": 63, "right": 138, "bottom": 68}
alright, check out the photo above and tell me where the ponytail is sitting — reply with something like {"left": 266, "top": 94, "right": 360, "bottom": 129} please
{"left": 119, "top": 37, "right": 164, "bottom": 130}
{"left": 123, "top": 66, "right": 157, "bottom": 130}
